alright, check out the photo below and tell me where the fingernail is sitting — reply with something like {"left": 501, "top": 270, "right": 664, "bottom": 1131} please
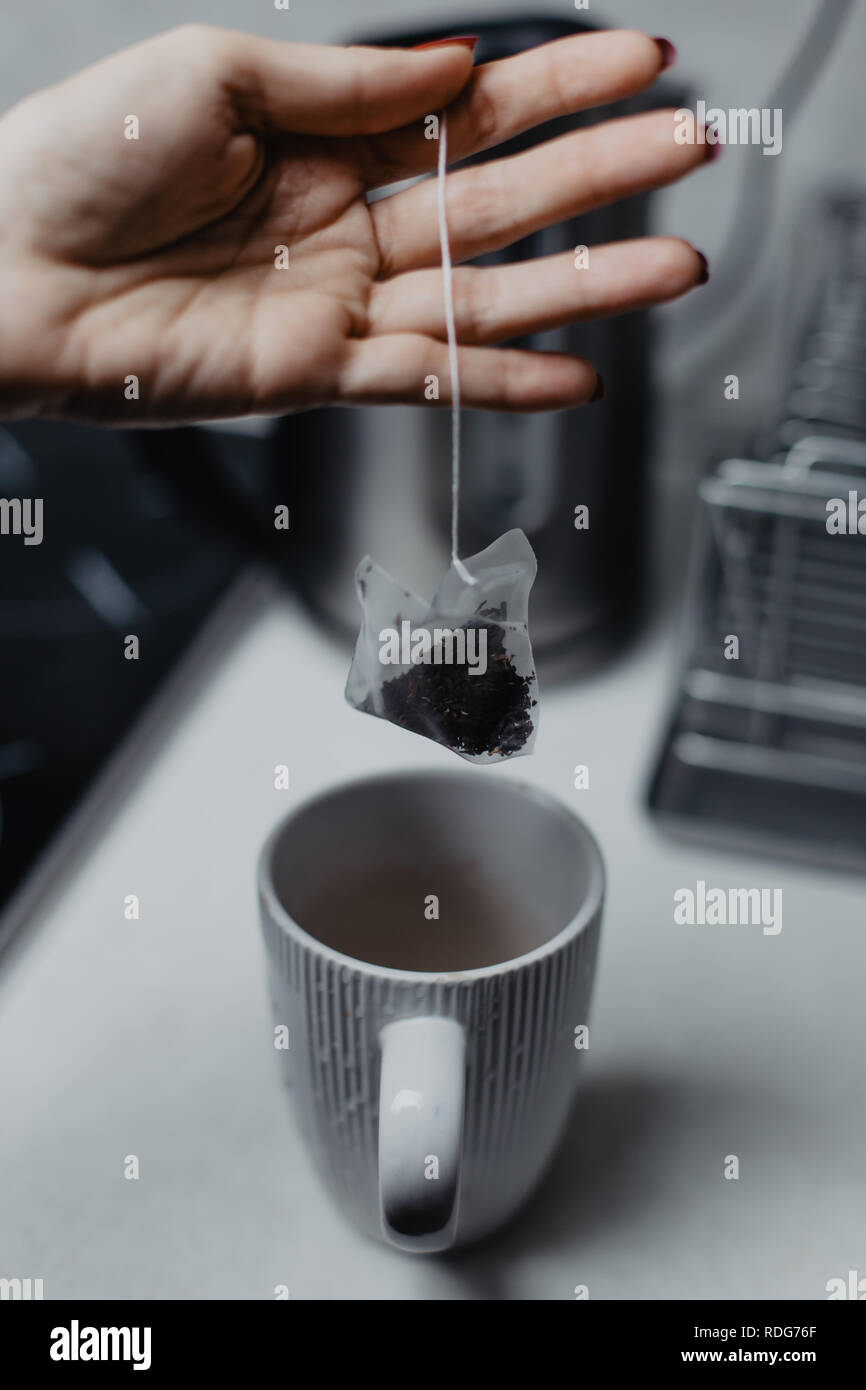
{"left": 590, "top": 374, "right": 606, "bottom": 404}
{"left": 413, "top": 36, "right": 479, "bottom": 53}
{"left": 703, "top": 131, "right": 723, "bottom": 161}
{"left": 695, "top": 251, "right": 710, "bottom": 284}
{"left": 653, "top": 37, "right": 677, "bottom": 70}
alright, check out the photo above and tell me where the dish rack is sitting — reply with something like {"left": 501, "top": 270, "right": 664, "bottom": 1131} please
{"left": 773, "top": 192, "right": 866, "bottom": 454}
{"left": 650, "top": 193, "right": 866, "bottom": 871}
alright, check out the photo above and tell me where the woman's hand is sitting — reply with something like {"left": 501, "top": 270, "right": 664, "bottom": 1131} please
{"left": 0, "top": 25, "right": 710, "bottom": 423}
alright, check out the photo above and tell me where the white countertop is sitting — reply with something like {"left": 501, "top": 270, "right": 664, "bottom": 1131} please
{"left": 2, "top": 575, "right": 863, "bottom": 1301}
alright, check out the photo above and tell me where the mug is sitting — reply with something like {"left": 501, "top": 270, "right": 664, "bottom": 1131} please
{"left": 257, "top": 770, "right": 604, "bottom": 1252}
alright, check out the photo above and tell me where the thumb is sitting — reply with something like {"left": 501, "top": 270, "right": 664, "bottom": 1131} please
{"left": 219, "top": 33, "right": 478, "bottom": 136}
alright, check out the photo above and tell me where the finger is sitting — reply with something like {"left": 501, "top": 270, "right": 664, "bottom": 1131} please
{"left": 368, "top": 238, "right": 707, "bottom": 344}
{"left": 362, "top": 29, "right": 672, "bottom": 187}
{"left": 337, "top": 335, "right": 601, "bottom": 412}
{"left": 209, "top": 29, "right": 476, "bottom": 135}
{"left": 373, "top": 109, "right": 713, "bottom": 276}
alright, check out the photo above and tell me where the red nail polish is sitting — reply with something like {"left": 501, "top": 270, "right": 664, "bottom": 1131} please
{"left": 695, "top": 251, "right": 710, "bottom": 284}
{"left": 653, "top": 37, "right": 677, "bottom": 70}
{"left": 703, "top": 130, "right": 723, "bottom": 161}
{"left": 413, "top": 36, "right": 479, "bottom": 53}
{"left": 590, "top": 375, "right": 605, "bottom": 404}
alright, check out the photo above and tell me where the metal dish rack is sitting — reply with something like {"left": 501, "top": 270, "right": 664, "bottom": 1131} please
{"left": 651, "top": 437, "right": 866, "bottom": 870}
{"left": 650, "top": 193, "right": 866, "bottom": 871}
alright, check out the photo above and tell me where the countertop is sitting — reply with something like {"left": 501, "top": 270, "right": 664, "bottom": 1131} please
{"left": 1, "top": 577, "right": 863, "bottom": 1300}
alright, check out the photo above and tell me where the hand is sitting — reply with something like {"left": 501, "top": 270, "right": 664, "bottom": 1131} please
{"left": 0, "top": 25, "right": 711, "bottom": 424}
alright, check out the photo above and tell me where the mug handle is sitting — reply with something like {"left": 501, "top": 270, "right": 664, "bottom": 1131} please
{"left": 378, "top": 1016, "right": 465, "bottom": 1252}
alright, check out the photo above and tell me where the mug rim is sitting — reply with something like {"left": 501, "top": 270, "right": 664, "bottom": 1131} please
{"left": 257, "top": 768, "right": 605, "bottom": 984}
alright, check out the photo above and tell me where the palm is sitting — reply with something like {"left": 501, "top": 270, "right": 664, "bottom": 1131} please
{"left": 0, "top": 25, "right": 712, "bottom": 424}
{"left": 1, "top": 58, "right": 382, "bottom": 420}
{"left": 78, "top": 140, "right": 383, "bottom": 419}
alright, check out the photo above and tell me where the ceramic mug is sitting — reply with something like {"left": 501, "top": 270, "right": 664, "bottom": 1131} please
{"left": 257, "top": 770, "right": 604, "bottom": 1252}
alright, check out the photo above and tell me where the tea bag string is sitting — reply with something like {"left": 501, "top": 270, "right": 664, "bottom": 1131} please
{"left": 437, "top": 111, "right": 476, "bottom": 587}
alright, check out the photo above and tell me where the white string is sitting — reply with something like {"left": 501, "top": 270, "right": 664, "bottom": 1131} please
{"left": 436, "top": 111, "right": 475, "bottom": 586}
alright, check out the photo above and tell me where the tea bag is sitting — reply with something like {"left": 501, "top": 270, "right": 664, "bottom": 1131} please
{"left": 344, "top": 109, "right": 540, "bottom": 763}
{"left": 345, "top": 529, "right": 538, "bottom": 763}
